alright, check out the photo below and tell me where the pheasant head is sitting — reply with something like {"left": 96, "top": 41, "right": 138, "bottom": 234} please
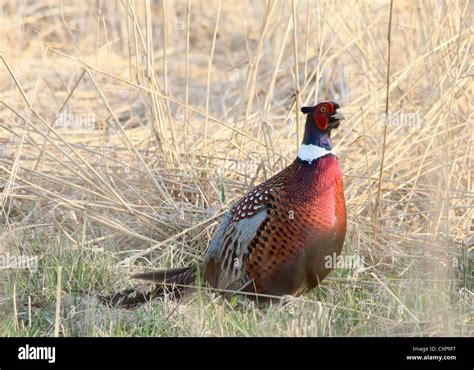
{"left": 298, "top": 101, "right": 345, "bottom": 163}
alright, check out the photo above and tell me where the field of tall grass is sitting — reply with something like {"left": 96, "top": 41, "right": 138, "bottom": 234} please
{"left": 0, "top": 0, "right": 472, "bottom": 336}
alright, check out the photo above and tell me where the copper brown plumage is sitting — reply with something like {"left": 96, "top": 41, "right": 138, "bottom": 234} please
{"left": 242, "top": 156, "right": 346, "bottom": 298}
{"left": 104, "top": 101, "right": 347, "bottom": 307}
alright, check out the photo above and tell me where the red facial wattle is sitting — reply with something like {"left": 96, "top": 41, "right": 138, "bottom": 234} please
{"left": 314, "top": 112, "right": 328, "bottom": 131}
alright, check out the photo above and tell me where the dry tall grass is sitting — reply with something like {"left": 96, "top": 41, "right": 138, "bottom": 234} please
{"left": 0, "top": 0, "right": 472, "bottom": 336}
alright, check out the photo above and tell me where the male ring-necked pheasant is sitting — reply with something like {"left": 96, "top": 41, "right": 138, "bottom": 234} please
{"left": 107, "top": 101, "right": 346, "bottom": 306}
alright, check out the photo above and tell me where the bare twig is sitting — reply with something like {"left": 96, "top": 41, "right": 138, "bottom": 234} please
{"left": 373, "top": 0, "right": 394, "bottom": 239}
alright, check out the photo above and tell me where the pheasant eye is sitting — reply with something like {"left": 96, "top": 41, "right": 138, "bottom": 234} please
{"left": 320, "top": 107, "right": 327, "bottom": 113}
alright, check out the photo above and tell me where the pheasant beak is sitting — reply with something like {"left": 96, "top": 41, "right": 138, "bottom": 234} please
{"left": 330, "top": 109, "right": 345, "bottom": 121}
{"left": 328, "top": 108, "right": 345, "bottom": 130}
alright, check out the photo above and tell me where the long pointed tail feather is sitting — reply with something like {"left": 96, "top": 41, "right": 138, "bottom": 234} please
{"left": 101, "top": 265, "right": 198, "bottom": 308}
{"left": 131, "top": 266, "right": 194, "bottom": 283}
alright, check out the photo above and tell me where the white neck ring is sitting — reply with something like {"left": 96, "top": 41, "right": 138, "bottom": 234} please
{"left": 297, "top": 144, "right": 335, "bottom": 163}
